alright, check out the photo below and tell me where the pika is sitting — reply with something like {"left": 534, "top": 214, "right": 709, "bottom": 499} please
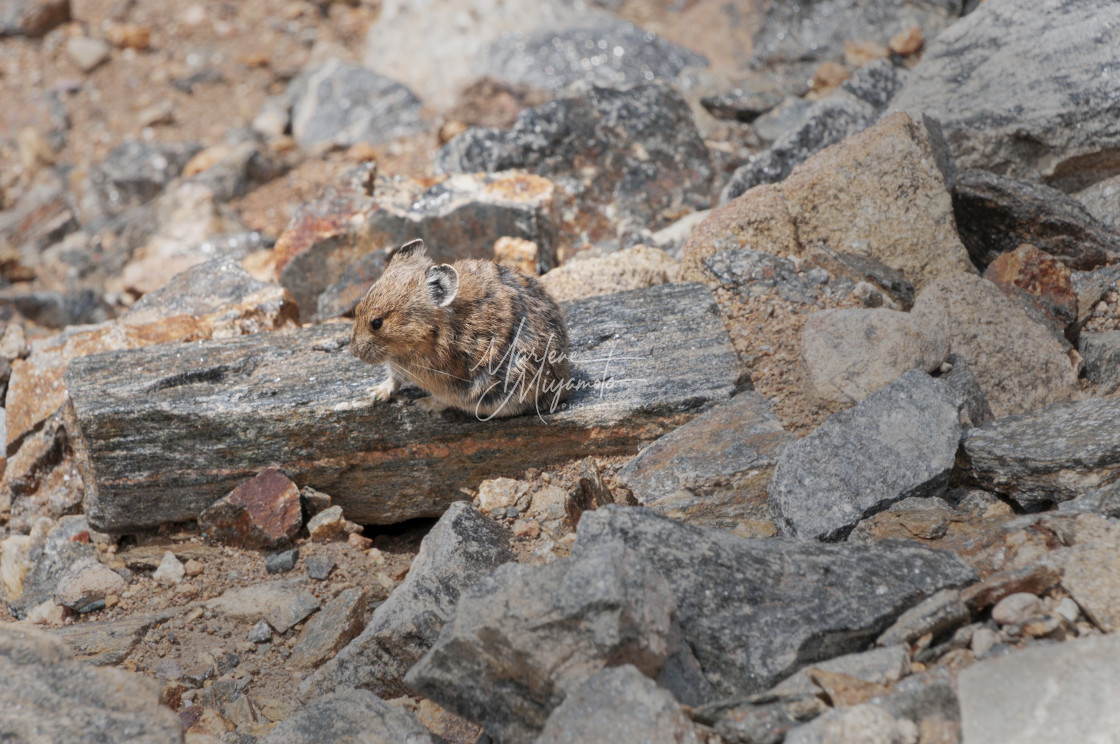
{"left": 349, "top": 239, "right": 572, "bottom": 418}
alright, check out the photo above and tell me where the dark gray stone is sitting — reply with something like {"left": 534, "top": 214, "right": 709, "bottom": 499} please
{"left": 305, "top": 554, "right": 334, "bottom": 580}
{"left": 404, "top": 541, "right": 693, "bottom": 744}
{"left": 483, "top": 18, "right": 707, "bottom": 91}
{"left": 0, "top": 288, "right": 113, "bottom": 329}
{"left": 952, "top": 169, "right": 1120, "bottom": 271}
{"left": 701, "top": 88, "right": 784, "bottom": 123}
{"left": 959, "top": 633, "right": 1120, "bottom": 743}
{"left": 316, "top": 248, "right": 388, "bottom": 321}
{"left": 91, "top": 140, "right": 202, "bottom": 217}
{"left": 770, "top": 370, "right": 963, "bottom": 541}
{"left": 572, "top": 506, "right": 977, "bottom": 696}
{"left": 265, "top": 548, "right": 299, "bottom": 574}
{"left": 248, "top": 619, "right": 272, "bottom": 643}
{"left": 893, "top": 0, "right": 1120, "bottom": 191}
{"left": 65, "top": 282, "right": 741, "bottom": 532}
{"left": 260, "top": 689, "right": 436, "bottom": 744}
{"left": 0, "top": 624, "right": 183, "bottom": 742}
{"left": 1058, "top": 480, "right": 1120, "bottom": 519}
{"left": 436, "top": 82, "right": 713, "bottom": 238}
{"left": 299, "top": 503, "right": 512, "bottom": 700}
{"left": 616, "top": 391, "right": 792, "bottom": 535}
{"left": 536, "top": 665, "right": 700, "bottom": 744}
{"left": 961, "top": 398, "right": 1120, "bottom": 505}
{"left": 1079, "top": 332, "right": 1120, "bottom": 396}
{"left": 802, "top": 247, "right": 915, "bottom": 310}
{"left": 939, "top": 353, "right": 994, "bottom": 429}
{"left": 50, "top": 610, "right": 177, "bottom": 665}
{"left": 721, "top": 60, "right": 908, "bottom": 202}
{"left": 289, "top": 59, "right": 426, "bottom": 150}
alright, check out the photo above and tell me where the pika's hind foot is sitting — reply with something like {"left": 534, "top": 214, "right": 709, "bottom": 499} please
{"left": 416, "top": 396, "right": 449, "bottom": 414}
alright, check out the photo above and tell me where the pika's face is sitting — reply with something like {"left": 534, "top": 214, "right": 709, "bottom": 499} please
{"left": 349, "top": 240, "right": 460, "bottom": 365}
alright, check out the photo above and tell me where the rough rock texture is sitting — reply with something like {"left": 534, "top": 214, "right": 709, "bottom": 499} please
{"left": 483, "top": 17, "right": 707, "bottom": 91}
{"left": 1060, "top": 521, "right": 1120, "bottom": 632}
{"left": 1079, "top": 332, "right": 1120, "bottom": 395}
{"left": 684, "top": 113, "right": 973, "bottom": 293}
{"left": 800, "top": 308, "right": 949, "bottom": 405}
{"left": 952, "top": 169, "right": 1120, "bottom": 270}
{"left": 940, "top": 353, "right": 994, "bottom": 429}
{"left": 289, "top": 58, "right": 425, "bottom": 150}
{"left": 536, "top": 665, "right": 699, "bottom": 744}
{"left": 299, "top": 503, "right": 512, "bottom": 701}
{"left": 260, "top": 689, "right": 436, "bottom": 744}
{"left": 572, "top": 506, "right": 977, "bottom": 696}
{"left": 893, "top": 0, "right": 1120, "bottom": 191}
{"left": 405, "top": 541, "right": 684, "bottom": 744}
{"left": 767, "top": 645, "right": 910, "bottom": 698}
{"left": 90, "top": 140, "right": 202, "bottom": 217}
{"left": 959, "top": 633, "right": 1120, "bottom": 744}
{"left": 205, "top": 579, "right": 320, "bottom": 634}
{"left": 274, "top": 167, "right": 558, "bottom": 322}
{"left": 0, "top": 623, "right": 183, "bottom": 742}
{"left": 771, "top": 370, "right": 962, "bottom": 541}
{"left": 539, "top": 245, "right": 677, "bottom": 302}
{"left": 197, "top": 468, "right": 303, "bottom": 550}
{"left": 51, "top": 610, "right": 178, "bottom": 665}
{"left": 436, "top": 82, "right": 713, "bottom": 238}
{"left": 616, "top": 391, "right": 792, "bottom": 537}
{"left": 983, "top": 244, "right": 1078, "bottom": 345}
{"left": 1076, "top": 174, "right": 1120, "bottom": 230}
{"left": 961, "top": 398, "right": 1120, "bottom": 505}
{"left": 288, "top": 587, "right": 369, "bottom": 669}
{"left": 65, "top": 282, "right": 741, "bottom": 532}
{"left": 911, "top": 272, "right": 1079, "bottom": 418}
{"left": 54, "top": 556, "right": 126, "bottom": 612}
{"left": 721, "top": 59, "right": 908, "bottom": 201}
{"left": 784, "top": 703, "right": 918, "bottom": 744}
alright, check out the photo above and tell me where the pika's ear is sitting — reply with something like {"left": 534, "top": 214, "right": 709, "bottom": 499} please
{"left": 425, "top": 264, "right": 459, "bottom": 307}
{"left": 388, "top": 238, "right": 427, "bottom": 265}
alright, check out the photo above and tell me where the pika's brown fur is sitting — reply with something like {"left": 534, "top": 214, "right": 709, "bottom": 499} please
{"left": 350, "top": 239, "right": 572, "bottom": 418}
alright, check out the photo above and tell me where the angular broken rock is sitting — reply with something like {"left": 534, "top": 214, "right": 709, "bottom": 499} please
{"left": 197, "top": 468, "right": 302, "bottom": 550}
{"left": 771, "top": 370, "right": 962, "bottom": 541}
{"left": 205, "top": 579, "right": 319, "bottom": 634}
{"left": 65, "top": 282, "right": 741, "bottom": 532}
{"left": 288, "top": 587, "right": 368, "bottom": 669}
{"left": 405, "top": 541, "right": 683, "bottom": 744}
{"left": 54, "top": 557, "right": 125, "bottom": 612}
{"left": 894, "top": 0, "right": 1120, "bottom": 191}
{"left": 0, "top": 624, "right": 182, "bottom": 742}
{"left": 1078, "top": 332, "right": 1120, "bottom": 396}
{"left": 800, "top": 308, "right": 949, "bottom": 405}
{"left": 983, "top": 244, "right": 1078, "bottom": 345}
{"left": 572, "top": 506, "right": 977, "bottom": 697}
{"left": 616, "top": 391, "right": 792, "bottom": 537}
{"left": 536, "top": 665, "right": 700, "bottom": 744}
{"left": 436, "top": 82, "right": 713, "bottom": 239}
{"left": 260, "top": 689, "right": 436, "bottom": 744}
{"left": 912, "top": 272, "right": 1079, "bottom": 418}
{"left": 961, "top": 398, "right": 1120, "bottom": 505}
{"left": 953, "top": 169, "right": 1120, "bottom": 271}
{"left": 299, "top": 502, "right": 512, "bottom": 701}
{"left": 50, "top": 610, "right": 177, "bottom": 665}
{"left": 274, "top": 166, "right": 559, "bottom": 321}
{"left": 684, "top": 112, "right": 973, "bottom": 293}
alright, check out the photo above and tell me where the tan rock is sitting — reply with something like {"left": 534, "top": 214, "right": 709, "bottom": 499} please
{"left": 683, "top": 113, "right": 974, "bottom": 292}
{"left": 1061, "top": 522, "right": 1120, "bottom": 632}
{"left": 307, "top": 505, "right": 347, "bottom": 541}
{"left": 889, "top": 26, "right": 924, "bottom": 56}
{"left": 0, "top": 534, "right": 32, "bottom": 601}
{"left": 541, "top": 245, "right": 678, "bottom": 303}
{"left": 476, "top": 477, "right": 531, "bottom": 515}
{"left": 912, "top": 272, "right": 1079, "bottom": 417}
{"left": 844, "top": 40, "right": 889, "bottom": 68}
{"left": 812, "top": 60, "right": 849, "bottom": 96}
{"left": 493, "top": 236, "right": 540, "bottom": 276}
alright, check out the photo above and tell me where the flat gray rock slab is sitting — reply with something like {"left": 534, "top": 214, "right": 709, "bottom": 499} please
{"left": 63, "top": 282, "right": 741, "bottom": 533}
{"left": 299, "top": 502, "right": 512, "bottom": 701}
{"left": 959, "top": 633, "right": 1120, "bottom": 744}
{"left": 0, "top": 623, "right": 183, "bottom": 742}
{"left": 771, "top": 370, "right": 962, "bottom": 541}
{"left": 961, "top": 398, "right": 1120, "bottom": 505}
{"left": 260, "top": 689, "right": 436, "bottom": 744}
{"left": 894, "top": 0, "right": 1120, "bottom": 191}
{"left": 572, "top": 506, "right": 976, "bottom": 697}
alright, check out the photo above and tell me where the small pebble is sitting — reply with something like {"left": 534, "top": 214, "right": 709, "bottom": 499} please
{"left": 991, "top": 592, "right": 1044, "bottom": 626}
{"left": 265, "top": 548, "right": 299, "bottom": 574}
{"left": 305, "top": 555, "right": 335, "bottom": 580}
{"left": 971, "top": 627, "right": 999, "bottom": 657}
{"left": 1055, "top": 597, "right": 1081, "bottom": 623}
{"left": 248, "top": 620, "right": 272, "bottom": 643}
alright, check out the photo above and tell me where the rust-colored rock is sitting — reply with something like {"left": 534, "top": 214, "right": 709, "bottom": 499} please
{"left": 984, "top": 244, "right": 1077, "bottom": 341}
{"left": 197, "top": 469, "right": 302, "bottom": 549}
{"left": 960, "top": 563, "right": 1062, "bottom": 611}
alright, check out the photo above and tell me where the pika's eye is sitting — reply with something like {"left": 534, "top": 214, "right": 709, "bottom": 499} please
{"left": 370, "top": 318, "right": 383, "bottom": 331}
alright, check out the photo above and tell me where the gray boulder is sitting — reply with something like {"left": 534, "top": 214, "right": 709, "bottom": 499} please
{"left": 261, "top": 689, "right": 436, "bottom": 744}
{"left": 893, "top": 0, "right": 1120, "bottom": 191}
{"left": 300, "top": 502, "right": 512, "bottom": 701}
{"left": 290, "top": 58, "right": 426, "bottom": 150}
{"left": 405, "top": 541, "right": 689, "bottom": 744}
{"left": 436, "top": 82, "right": 713, "bottom": 238}
{"left": 91, "top": 140, "right": 202, "bottom": 217}
{"left": 536, "top": 665, "right": 700, "bottom": 744}
{"left": 572, "top": 506, "right": 976, "bottom": 697}
{"left": 0, "top": 624, "right": 182, "bottom": 742}
{"left": 771, "top": 370, "right": 962, "bottom": 541}
{"left": 1078, "top": 332, "right": 1120, "bottom": 396}
{"left": 961, "top": 398, "right": 1120, "bottom": 505}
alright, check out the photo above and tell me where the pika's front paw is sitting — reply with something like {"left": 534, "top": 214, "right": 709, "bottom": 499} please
{"left": 372, "top": 378, "right": 397, "bottom": 402}
{"left": 416, "top": 396, "right": 449, "bottom": 414}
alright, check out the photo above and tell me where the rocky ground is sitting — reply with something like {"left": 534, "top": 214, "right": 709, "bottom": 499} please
{"left": 3, "top": 0, "right": 1120, "bottom": 742}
